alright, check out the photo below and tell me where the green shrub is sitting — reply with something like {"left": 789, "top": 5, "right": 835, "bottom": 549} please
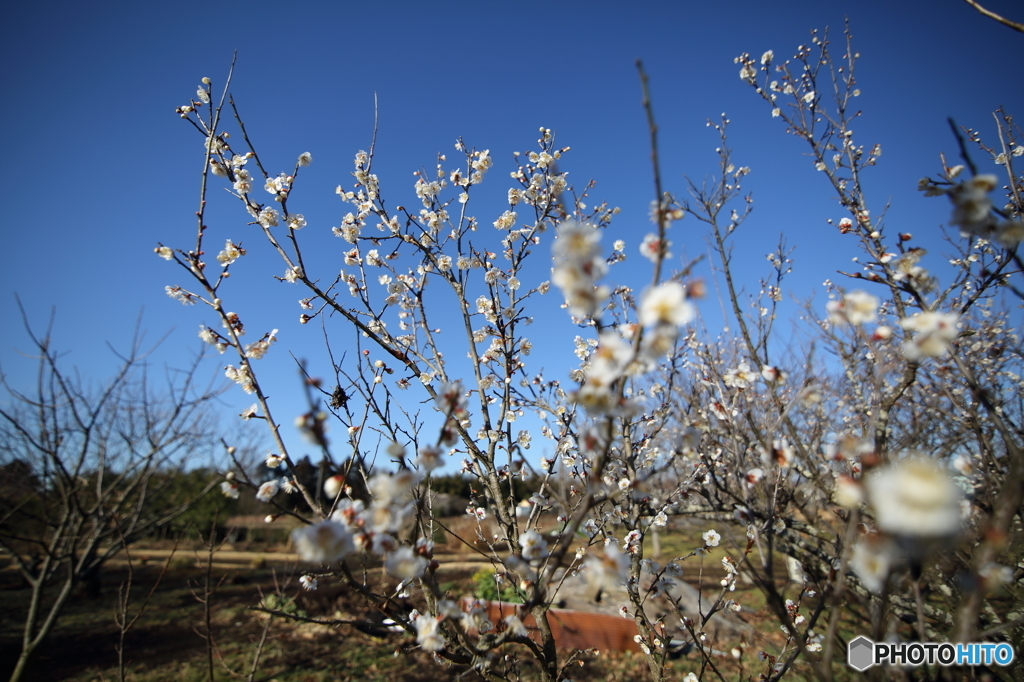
{"left": 471, "top": 568, "right": 522, "bottom": 603}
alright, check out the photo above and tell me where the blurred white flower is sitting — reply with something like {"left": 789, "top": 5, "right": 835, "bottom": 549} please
{"left": 256, "top": 479, "right": 280, "bottom": 502}
{"left": 639, "top": 233, "right": 671, "bottom": 263}
{"left": 832, "top": 475, "right": 864, "bottom": 509}
{"left": 292, "top": 520, "right": 355, "bottom": 563}
{"left": 385, "top": 546, "right": 428, "bottom": 580}
{"left": 826, "top": 290, "right": 878, "bottom": 326}
{"left": 639, "top": 282, "right": 694, "bottom": 327}
{"left": 850, "top": 535, "right": 898, "bottom": 593}
{"left": 323, "top": 474, "right": 345, "bottom": 499}
{"left": 415, "top": 613, "right": 445, "bottom": 651}
{"left": 900, "top": 311, "right": 959, "bottom": 360}
{"left": 519, "top": 529, "right": 549, "bottom": 561}
{"left": 583, "top": 540, "right": 629, "bottom": 596}
{"left": 865, "top": 457, "right": 964, "bottom": 537}
{"left": 417, "top": 444, "right": 444, "bottom": 472}
{"left": 949, "top": 174, "right": 998, "bottom": 237}
{"left": 504, "top": 615, "right": 528, "bottom": 638}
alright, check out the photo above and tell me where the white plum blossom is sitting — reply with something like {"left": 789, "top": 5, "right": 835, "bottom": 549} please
{"left": 257, "top": 207, "right": 280, "bottom": 227}
{"left": 702, "top": 529, "right": 721, "bottom": 547}
{"left": 385, "top": 546, "right": 428, "bottom": 580}
{"left": 292, "top": 520, "right": 355, "bottom": 563}
{"left": 519, "top": 529, "right": 549, "bottom": 562}
{"left": 220, "top": 481, "right": 240, "bottom": 499}
{"left": 850, "top": 535, "right": 898, "bottom": 594}
{"left": 639, "top": 282, "right": 694, "bottom": 327}
{"left": 265, "top": 173, "right": 292, "bottom": 196}
{"left": 416, "top": 444, "right": 444, "bottom": 472}
{"left": 900, "top": 311, "right": 959, "bottom": 360}
{"left": 639, "top": 233, "right": 671, "bottom": 263}
{"left": 865, "top": 457, "right": 964, "bottom": 538}
{"left": 826, "top": 290, "right": 878, "bottom": 326}
{"left": 165, "top": 285, "right": 196, "bottom": 305}
{"left": 724, "top": 362, "right": 758, "bottom": 389}
{"left": 256, "top": 479, "right": 280, "bottom": 502}
{"left": 415, "top": 614, "right": 445, "bottom": 651}
{"left": 299, "top": 574, "right": 317, "bottom": 590}
{"left": 245, "top": 329, "right": 278, "bottom": 359}
{"left": 216, "top": 239, "right": 245, "bottom": 266}
{"left": 224, "top": 364, "right": 256, "bottom": 393}
{"left": 493, "top": 210, "right": 517, "bottom": 230}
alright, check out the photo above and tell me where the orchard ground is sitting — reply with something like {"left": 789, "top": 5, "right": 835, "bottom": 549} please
{"left": 0, "top": 516, "right": 846, "bottom": 682}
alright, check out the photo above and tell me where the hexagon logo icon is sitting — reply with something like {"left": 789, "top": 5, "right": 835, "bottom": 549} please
{"left": 848, "top": 636, "right": 875, "bottom": 671}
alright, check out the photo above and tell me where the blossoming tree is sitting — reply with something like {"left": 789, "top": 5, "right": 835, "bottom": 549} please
{"left": 158, "top": 24, "right": 1022, "bottom": 681}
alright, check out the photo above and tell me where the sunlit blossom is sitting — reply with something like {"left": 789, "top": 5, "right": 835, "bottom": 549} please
{"left": 900, "top": 311, "right": 959, "bottom": 360}
{"left": 826, "top": 290, "right": 878, "bottom": 326}
{"left": 292, "top": 520, "right": 355, "bottom": 563}
{"left": 865, "top": 457, "right": 963, "bottom": 538}
{"left": 639, "top": 282, "right": 694, "bottom": 327}
{"left": 702, "top": 529, "right": 721, "bottom": 547}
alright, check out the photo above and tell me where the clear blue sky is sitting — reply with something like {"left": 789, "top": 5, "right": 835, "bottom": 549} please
{"left": 2, "top": 0, "right": 1022, "bottom": 471}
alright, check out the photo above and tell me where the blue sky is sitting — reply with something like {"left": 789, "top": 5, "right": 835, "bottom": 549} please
{"left": 2, "top": 0, "right": 1022, "bottom": 471}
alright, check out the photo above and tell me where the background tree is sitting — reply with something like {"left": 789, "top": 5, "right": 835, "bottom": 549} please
{"left": 0, "top": 310, "right": 225, "bottom": 682}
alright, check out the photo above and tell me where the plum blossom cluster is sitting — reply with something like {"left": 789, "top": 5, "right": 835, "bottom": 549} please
{"left": 292, "top": 467, "right": 431, "bottom": 582}
{"left": 918, "top": 172, "right": 1024, "bottom": 248}
{"left": 551, "top": 219, "right": 610, "bottom": 319}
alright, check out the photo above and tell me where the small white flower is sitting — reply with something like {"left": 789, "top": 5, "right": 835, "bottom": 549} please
{"left": 702, "top": 529, "right": 721, "bottom": 547}
{"left": 256, "top": 479, "right": 280, "bottom": 502}
{"left": 299, "top": 574, "right": 318, "bottom": 590}
{"left": 519, "top": 529, "right": 549, "bottom": 561}
{"left": 257, "top": 207, "right": 279, "bottom": 227}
